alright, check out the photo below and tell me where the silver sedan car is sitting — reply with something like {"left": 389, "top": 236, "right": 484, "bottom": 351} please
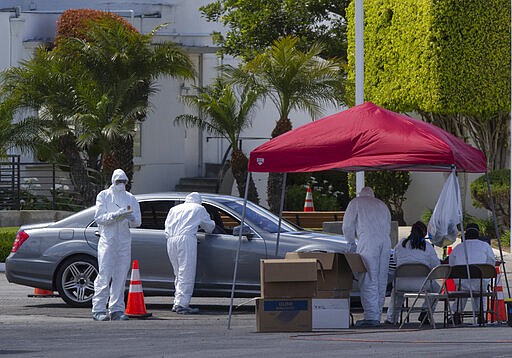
{"left": 6, "top": 192, "right": 353, "bottom": 307}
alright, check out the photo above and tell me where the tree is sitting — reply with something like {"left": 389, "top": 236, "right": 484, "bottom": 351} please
{"left": 225, "top": 36, "right": 345, "bottom": 213}
{"left": 0, "top": 46, "right": 102, "bottom": 205}
{"left": 348, "top": 171, "right": 411, "bottom": 225}
{"left": 0, "top": 11, "right": 194, "bottom": 205}
{"left": 175, "top": 77, "right": 260, "bottom": 203}
{"left": 200, "top": 0, "right": 350, "bottom": 61}
{"left": 346, "top": 0, "right": 511, "bottom": 170}
{"left": 54, "top": 11, "right": 195, "bottom": 184}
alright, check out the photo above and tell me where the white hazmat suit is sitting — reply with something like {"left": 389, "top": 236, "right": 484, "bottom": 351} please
{"left": 386, "top": 236, "right": 440, "bottom": 324}
{"left": 342, "top": 186, "right": 391, "bottom": 325}
{"left": 92, "top": 169, "right": 141, "bottom": 320}
{"left": 449, "top": 236, "right": 495, "bottom": 314}
{"left": 165, "top": 192, "right": 215, "bottom": 312}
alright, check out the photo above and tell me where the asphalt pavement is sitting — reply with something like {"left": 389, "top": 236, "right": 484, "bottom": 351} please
{"left": 1, "top": 269, "right": 512, "bottom": 358}
{"left": 2, "top": 229, "right": 512, "bottom": 357}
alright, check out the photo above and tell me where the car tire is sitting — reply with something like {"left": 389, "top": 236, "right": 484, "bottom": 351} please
{"left": 55, "top": 255, "right": 98, "bottom": 308}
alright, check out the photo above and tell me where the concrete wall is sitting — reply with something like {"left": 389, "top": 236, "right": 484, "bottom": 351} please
{"left": 0, "top": 210, "right": 74, "bottom": 227}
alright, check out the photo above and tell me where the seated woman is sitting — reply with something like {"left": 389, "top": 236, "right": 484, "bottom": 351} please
{"left": 385, "top": 221, "right": 441, "bottom": 325}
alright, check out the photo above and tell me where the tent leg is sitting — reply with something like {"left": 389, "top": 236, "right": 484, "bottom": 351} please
{"left": 453, "top": 167, "right": 477, "bottom": 325}
{"left": 485, "top": 173, "right": 510, "bottom": 297}
{"left": 227, "top": 172, "right": 251, "bottom": 329}
{"left": 275, "top": 173, "right": 287, "bottom": 256}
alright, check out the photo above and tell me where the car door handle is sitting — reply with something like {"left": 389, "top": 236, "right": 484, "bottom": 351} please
{"left": 95, "top": 231, "right": 100, "bottom": 237}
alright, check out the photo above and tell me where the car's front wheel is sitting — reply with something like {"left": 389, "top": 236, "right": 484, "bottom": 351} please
{"left": 55, "top": 255, "right": 98, "bottom": 307}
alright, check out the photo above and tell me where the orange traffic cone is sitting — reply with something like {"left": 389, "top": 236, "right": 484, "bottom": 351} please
{"left": 28, "top": 288, "right": 58, "bottom": 298}
{"left": 303, "top": 186, "right": 314, "bottom": 212}
{"left": 125, "top": 260, "right": 152, "bottom": 318}
{"left": 488, "top": 265, "right": 507, "bottom": 322}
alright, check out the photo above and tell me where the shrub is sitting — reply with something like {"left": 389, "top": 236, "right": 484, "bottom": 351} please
{"left": 348, "top": 171, "right": 411, "bottom": 225}
{"left": 285, "top": 185, "right": 340, "bottom": 211}
{"left": 471, "top": 169, "right": 510, "bottom": 234}
{"left": 0, "top": 227, "right": 19, "bottom": 262}
{"left": 55, "top": 8, "right": 138, "bottom": 45}
{"left": 285, "top": 172, "right": 349, "bottom": 211}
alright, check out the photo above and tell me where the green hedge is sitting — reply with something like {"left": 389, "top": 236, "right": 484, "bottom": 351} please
{"left": 346, "top": 0, "right": 511, "bottom": 114}
{"left": 0, "top": 227, "right": 19, "bottom": 263}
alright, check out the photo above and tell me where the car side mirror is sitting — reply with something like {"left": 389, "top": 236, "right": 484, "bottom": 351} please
{"left": 233, "top": 224, "right": 254, "bottom": 239}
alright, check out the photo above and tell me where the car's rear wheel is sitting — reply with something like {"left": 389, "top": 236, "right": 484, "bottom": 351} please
{"left": 56, "top": 255, "right": 98, "bottom": 307}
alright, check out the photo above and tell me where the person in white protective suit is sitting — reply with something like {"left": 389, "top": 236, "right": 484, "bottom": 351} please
{"left": 91, "top": 169, "right": 141, "bottom": 321}
{"left": 342, "top": 186, "right": 391, "bottom": 327}
{"left": 384, "top": 221, "right": 441, "bottom": 325}
{"left": 165, "top": 192, "right": 215, "bottom": 314}
{"left": 449, "top": 223, "right": 496, "bottom": 324}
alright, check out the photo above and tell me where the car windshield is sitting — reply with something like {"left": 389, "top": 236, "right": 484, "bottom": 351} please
{"left": 217, "top": 198, "right": 301, "bottom": 233}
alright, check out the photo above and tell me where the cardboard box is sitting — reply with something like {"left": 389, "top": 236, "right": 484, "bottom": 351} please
{"left": 316, "top": 289, "right": 350, "bottom": 299}
{"left": 312, "top": 298, "right": 350, "bottom": 329}
{"left": 260, "top": 259, "right": 318, "bottom": 298}
{"left": 285, "top": 252, "right": 366, "bottom": 291}
{"left": 256, "top": 298, "right": 312, "bottom": 332}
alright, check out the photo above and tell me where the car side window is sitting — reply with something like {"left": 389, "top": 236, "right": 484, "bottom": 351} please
{"left": 203, "top": 204, "right": 240, "bottom": 235}
{"left": 139, "top": 200, "right": 177, "bottom": 230}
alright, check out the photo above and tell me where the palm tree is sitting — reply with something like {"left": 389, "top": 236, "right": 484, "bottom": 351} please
{"left": 175, "top": 77, "right": 260, "bottom": 203}
{"left": 0, "top": 46, "right": 101, "bottom": 205}
{"left": 57, "top": 18, "right": 195, "bottom": 185}
{"left": 225, "top": 36, "right": 345, "bottom": 213}
{"left": 0, "top": 17, "right": 195, "bottom": 204}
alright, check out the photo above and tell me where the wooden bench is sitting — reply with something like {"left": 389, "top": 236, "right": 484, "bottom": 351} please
{"left": 281, "top": 211, "right": 345, "bottom": 230}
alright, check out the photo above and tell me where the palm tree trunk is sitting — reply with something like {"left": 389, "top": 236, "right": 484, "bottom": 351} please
{"left": 58, "top": 134, "right": 97, "bottom": 206}
{"left": 231, "top": 149, "right": 259, "bottom": 204}
{"left": 267, "top": 117, "right": 293, "bottom": 213}
{"left": 113, "top": 136, "right": 134, "bottom": 191}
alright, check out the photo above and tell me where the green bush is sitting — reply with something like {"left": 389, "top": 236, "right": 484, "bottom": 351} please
{"left": 348, "top": 171, "right": 411, "bottom": 225}
{"left": 500, "top": 230, "right": 510, "bottom": 248}
{"left": 0, "top": 227, "right": 19, "bottom": 262}
{"left": 284, "top": 172, "right": 349, "bottom": 211}
{"left": 285, "top": 185, "right": 340, "bottom": 211}
{"left": 471, "top": 169, "right": 510, "bottom": 234}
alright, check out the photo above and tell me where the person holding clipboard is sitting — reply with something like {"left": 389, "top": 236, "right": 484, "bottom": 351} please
{"left": 92, "top": 169, "right": 141, "bottom": 321}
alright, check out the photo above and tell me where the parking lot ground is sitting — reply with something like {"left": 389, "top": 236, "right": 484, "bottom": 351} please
{"left": 2, "top": 272, "right": 512, "bottom": 358}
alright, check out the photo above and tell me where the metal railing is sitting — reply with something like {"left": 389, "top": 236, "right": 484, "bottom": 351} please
{"left": 0, "top": 155, "right": 102, "bottom": 211}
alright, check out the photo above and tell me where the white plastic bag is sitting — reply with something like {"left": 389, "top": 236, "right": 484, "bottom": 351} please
{"left": 427, "top": 172, "right": 462, "bottom": 247}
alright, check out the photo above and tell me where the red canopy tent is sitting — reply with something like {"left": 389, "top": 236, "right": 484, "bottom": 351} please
{"left": 248, "top": 101, "right": 486, "bottom": 173}
{"left": 228, "top": 102, "right": 504, "bottom": 328}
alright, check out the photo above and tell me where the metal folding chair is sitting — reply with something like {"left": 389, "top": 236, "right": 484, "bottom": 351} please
{"left": 390, "top": 263, "right": 431, "bottom": 324}
{"left": 399, "top": 265, "right": 453, "bottom": 329}
{"left": 447, "top": 264, "right": 497, "bottom": 326}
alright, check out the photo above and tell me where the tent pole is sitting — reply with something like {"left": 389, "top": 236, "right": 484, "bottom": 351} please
{"left": 227, "top": 172, "right": 251, "bottom": 329}
{"left": 275, "top": 173, "right": 287, "bottom": 256}
{"left": 485, "top": 173, "right": 510, "bottom": 296}
{"left": 454, "top": 168, "right": 477, "bottom": 325}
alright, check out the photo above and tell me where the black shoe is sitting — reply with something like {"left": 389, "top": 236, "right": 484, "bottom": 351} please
{"left": 418, "top": 311, "right": 430, "bottom": 325}
{"left": 452, "top": 312, "right": 462, "bottom": 325}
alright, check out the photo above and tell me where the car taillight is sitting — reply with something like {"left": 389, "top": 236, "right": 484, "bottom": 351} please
{"left": 11, "top": 230, "right": 29, "bottom": 253}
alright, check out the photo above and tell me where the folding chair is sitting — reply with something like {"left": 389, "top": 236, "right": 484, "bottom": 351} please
{"left": 389, "top": 263, "right": 431, "bottom": 324}
{"left": 399, "top": 265, "right": 452, "bottom": 329}
{"left": 447, "top": 264, "right": 497, "bottom": 326}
